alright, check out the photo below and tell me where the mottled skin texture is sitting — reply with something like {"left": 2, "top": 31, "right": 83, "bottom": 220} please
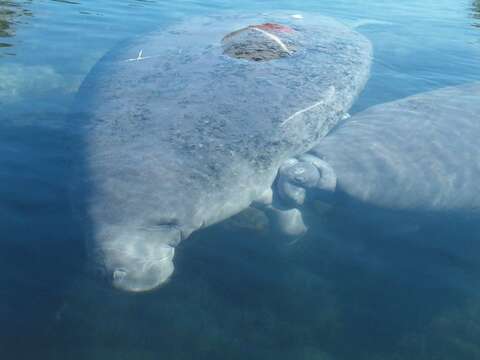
{"left": 74, "top": 12, "right": 372, "bottom": 291}
{"left": 276, "top": 83, "right": 480, "bottom": 234}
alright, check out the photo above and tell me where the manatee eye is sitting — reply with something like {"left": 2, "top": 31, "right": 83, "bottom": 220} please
{"left": 155, "top": 219, "right": 179, "bottom": 228}
{"left": 142, "top": 219, "right": 183, "bottom": 247}
{"left": 144, "top": 218, "right": 179, "bottom": 231}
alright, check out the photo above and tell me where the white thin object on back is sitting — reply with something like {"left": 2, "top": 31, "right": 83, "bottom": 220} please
{"left": 251, "top": 27, "right": 291, "bottom": 54}
{"left": 125, "top": 49, "right": 162, "bottom": 62}
{"left": 280, "top": 86, "right": 336, "bottom": 127}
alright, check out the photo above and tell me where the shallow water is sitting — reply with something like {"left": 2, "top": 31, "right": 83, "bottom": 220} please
{"left": 1, "top": 1, "right": 480, "bottom": 359}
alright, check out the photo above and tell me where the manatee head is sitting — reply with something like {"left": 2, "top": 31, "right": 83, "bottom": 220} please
{"left": 91, "top": 222, "right": 183, "bottom": 292}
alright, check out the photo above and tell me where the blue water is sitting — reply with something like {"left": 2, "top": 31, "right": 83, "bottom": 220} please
{"left": 1, "top": 1, "right": 480, "bottom": 359}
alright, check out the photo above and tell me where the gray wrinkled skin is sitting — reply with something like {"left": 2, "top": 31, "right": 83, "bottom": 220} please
{"left": 276, "top": 83, "right": 480, "bottom": 232}
{"left": 74, "top": 12, "right": 372, "bottom": 292}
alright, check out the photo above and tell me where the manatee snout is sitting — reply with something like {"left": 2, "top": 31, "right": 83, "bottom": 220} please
{"left": 96, "top": 225, "right": 180, "bottom": 292}
{"left": 111, "top": 245, "right": 175, "bottom": 292}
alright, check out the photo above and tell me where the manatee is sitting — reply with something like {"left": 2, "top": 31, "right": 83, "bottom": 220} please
{"left": 74, "top": 12, "right": 372, "bottom": 292}
{"left": 274, "top": 83, "right": 480, "bottom": 234}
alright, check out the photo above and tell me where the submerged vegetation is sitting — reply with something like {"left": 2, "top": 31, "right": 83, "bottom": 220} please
{"left": 0, "top": 0, "right": 32, "bottom": 50}
{"left": 473, "top": 0, "right": 480, "bottom": 27}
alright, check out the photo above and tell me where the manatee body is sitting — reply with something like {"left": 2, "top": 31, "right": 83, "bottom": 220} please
{"left": 276, "top": 83, "right": 480, "bottom": 233}
{"left": 75, "top": 12, "right": 372, "bottom": 292}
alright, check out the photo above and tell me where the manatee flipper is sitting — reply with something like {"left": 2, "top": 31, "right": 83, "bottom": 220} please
{"left": 263, "top": 206, "right": 308, "bottom": 239}
{"left": 276, "top": 155, "right": 337, "bottom": 209}
{"left": 254, "top": 153, "right": 338, "bottom": 240}
{"left": 254, "top": 153, "right": 337, "bottom": 239}
{"left": 290, "top": 83, "right": 480, "bottom": 242}
{"left": 252, "top": 188, "right": 307, "bottom": 239}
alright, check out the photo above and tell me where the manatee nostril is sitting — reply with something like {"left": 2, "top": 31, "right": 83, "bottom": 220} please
{"left": 113, "top": 268, "right": 128, "bottom": 281}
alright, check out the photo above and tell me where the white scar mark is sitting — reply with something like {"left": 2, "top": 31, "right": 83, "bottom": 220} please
{"left": 125, "top": 49, "right": 144, "bottom": 62}
{"left": 251, "top": 27, "right": 291, "bottom": 54}
{"left": 124, "top": 49, "right": 162, "bottom": 62}
{"left": 280, "top": 86, "right": 336, "bottom": 127}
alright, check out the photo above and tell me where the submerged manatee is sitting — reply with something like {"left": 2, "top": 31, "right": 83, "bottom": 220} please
{"left": 74, "top": 12, "right": 372, "bottom": 292}
{"left": 275, "top": 83, "right": 480, "bottom": 233}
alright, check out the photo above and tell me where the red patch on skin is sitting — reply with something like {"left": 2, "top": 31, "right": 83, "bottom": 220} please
{"left": 253, "top": 23, "right": 294, "bottom": 33}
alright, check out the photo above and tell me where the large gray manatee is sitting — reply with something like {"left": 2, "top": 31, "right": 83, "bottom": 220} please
{"left": 74, "top": 12, "right": 372, "bottom": 292}
{"left": 275, "top": 83, "right": 480, "bottom": 234}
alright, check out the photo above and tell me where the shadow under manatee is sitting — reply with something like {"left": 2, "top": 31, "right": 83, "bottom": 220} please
{"left": 44, "top": 223, "right": 339, "bottom": 360}
{"left": 0, "top": 112, "right": 86, "bottom": 359}
{"left": 43, "top": 201, "right": 480, "bottom": 360}
{"left": 300, "top": 201, "right": 480, "bottom": 360}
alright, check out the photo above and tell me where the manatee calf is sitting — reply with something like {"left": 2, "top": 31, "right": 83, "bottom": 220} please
{"left": 74, "top": 12, "right": 372, "bottom": 292}
{"left": 274, "top": 83, "right": 480, "bottom": 234}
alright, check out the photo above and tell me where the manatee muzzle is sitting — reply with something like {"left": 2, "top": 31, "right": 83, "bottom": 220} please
{"left": 111, "top": 244, "right": 175, "bottom": 292}
{"left": 98, "top": 224, "right": 181, "bottom": 292}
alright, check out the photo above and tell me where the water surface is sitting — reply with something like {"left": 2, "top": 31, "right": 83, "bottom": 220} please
{"left": 1, "top": 1, "right": 480, "bottom": 359}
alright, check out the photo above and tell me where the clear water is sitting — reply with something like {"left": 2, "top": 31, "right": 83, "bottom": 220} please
{"left": 1, "top": 1, "right": 480, "bottom": 359}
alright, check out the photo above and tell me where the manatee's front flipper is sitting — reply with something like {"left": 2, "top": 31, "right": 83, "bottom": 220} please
{"left": 276, "top": 154, "right": 337, "bottom": 208}
{"left": 264, "top": 206, "right": 308, "bottom": 239}
{"left": 252, "top": 188, "right": 307, "bottom": 240}
{"left": 257, "top": 153, "right": 337, "bottom": 240}
{"left": 252, "top": 154, "right": 337, "bottom": 240}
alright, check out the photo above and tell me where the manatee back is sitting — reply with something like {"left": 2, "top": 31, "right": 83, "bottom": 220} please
{"left": 77, "top": 13, "right": 372, "bottom": 163}
{"left": 311, "top": 83, "right": 480, "bottom": 213}
{"left": 74, "top": 12, "right": 373, "bottom": 227}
